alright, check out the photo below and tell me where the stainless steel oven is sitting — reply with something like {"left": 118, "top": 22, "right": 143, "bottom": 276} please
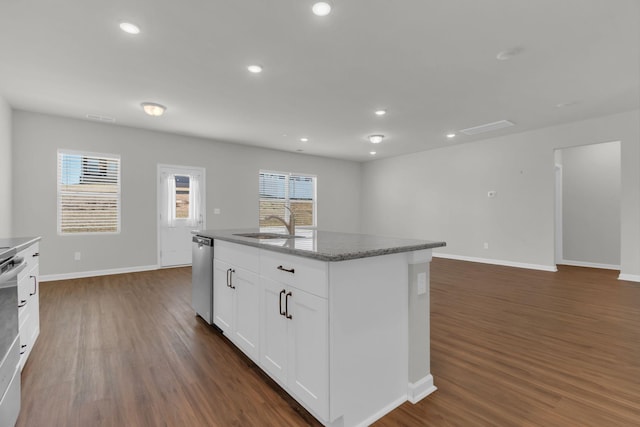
{"left": 0, "top": 251, "right": 26, "bottom": 427}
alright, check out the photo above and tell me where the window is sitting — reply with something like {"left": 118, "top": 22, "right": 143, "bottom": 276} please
{"left": 57, "top": 150, "right": 121, "bottom": 234}
{"left": 174, "top": 175, "right": 191, "bottom": 219}
{"left": 161, "top": 170, "right": 203, "bottom": 227}
{"left": 259, "top": 171, "right": 316, "bottom": 228}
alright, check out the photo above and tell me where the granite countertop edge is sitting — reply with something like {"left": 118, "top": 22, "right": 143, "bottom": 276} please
{"left": 0, "top": 236, "right": 41, "bottom": 260}
{"left": 196, "top": 230, "right": 446, "bottom": 262}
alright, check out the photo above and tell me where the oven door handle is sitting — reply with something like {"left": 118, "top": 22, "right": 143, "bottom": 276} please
{"left": 0, "top": 257, "right": 27, "bottom": 285}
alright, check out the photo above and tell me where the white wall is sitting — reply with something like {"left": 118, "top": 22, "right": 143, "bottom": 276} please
{"left": 12, "top": 111, "right": 362, "bottom": 276}
{"left": 360, "top": 110, "right": 640, "bottom": 278}
{"left": 0, "top": 97, "right": 11, "bottom": 236}
{"left": 560, "top": 141, "right": 621, "bottom": 266}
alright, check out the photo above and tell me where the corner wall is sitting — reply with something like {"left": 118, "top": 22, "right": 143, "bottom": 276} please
{"left": 0, "top": 97, "right": 11, "bottom": 236}
{"left": 12, "top": 111, "right": 362, "bottom": 276}
{"left": 360, "top": 110, "right": 640, "bottom": 279}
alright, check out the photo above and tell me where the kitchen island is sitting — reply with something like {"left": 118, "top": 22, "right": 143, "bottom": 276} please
{"left": 193, "top": 229, "right": 445, "bottom": 427}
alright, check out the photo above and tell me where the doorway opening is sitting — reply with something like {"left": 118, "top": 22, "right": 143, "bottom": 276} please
{"left": 157, "top": 164, "right": 206, "bottom": 267}
{"left": 554, "top": 141, "right": 621, "bottom": 270}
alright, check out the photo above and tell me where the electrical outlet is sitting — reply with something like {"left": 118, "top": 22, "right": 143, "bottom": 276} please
{"left": 483, "top": 242, "right": 489, "bottom": 250}
{"left": 74, "top": 251, "right": 81, "bottom": 261}
{"left": 487, "top": 191, "right": 497, "bottom": 198}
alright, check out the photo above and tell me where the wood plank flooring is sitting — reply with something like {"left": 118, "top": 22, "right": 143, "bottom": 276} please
{"left": 16, "top": 259, "right": 640, "bottom": 426}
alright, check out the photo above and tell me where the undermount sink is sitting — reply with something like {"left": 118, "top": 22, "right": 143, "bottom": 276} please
{"left": 233, "top": 232, "right": 303, "bottom": 239}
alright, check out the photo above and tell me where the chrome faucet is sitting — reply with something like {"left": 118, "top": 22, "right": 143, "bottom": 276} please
{"left": 265, "top": 206, "right": 296, "bottom": 236}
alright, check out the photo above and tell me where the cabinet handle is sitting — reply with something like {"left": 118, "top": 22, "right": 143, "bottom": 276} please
{"left": 18, "top": 299, "right": 27, "bottom": 308}
{"left": 285, "top": 291, "right": 293, "bottom": 319}
{"left": 33, "top": 252, "right": 39, "bottom": 257}
{"left": 279, "top": 289, "right": 286, "bottom": 316}
{"left": 226, "top": 268, "right": 231, "bottom": 288}
{"left": 30, "top": 275, "right": 38, "bottom": 296}
{"left": 20, "top": 344, "right": 27, "bottom": 355}
{"left": 229, "top": 269, "right": 236, "bottom": 289}
{"left": 277, "top": 265, "right": 295, "bottom": 274}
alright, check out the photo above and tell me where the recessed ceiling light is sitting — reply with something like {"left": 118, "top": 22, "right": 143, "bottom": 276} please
{"left": 370, "top": 151, "right": 377, "bottom": 155}
{"left": 375, "top": 109, "right": 387, "bottom": 116}
{"left": 496, "top": 47, "right": 523, "bottom": 61}
{"left": 446, "top": 133, "right": 456, "bottom": 139}
{"left": 368, "top": 135, "right": 384, "bottom": 144}
{"left": 312, "top": 1, "right": 332, "bottom": 16}
{"left": 300, "top": 137, "right": 309, "bottom": 142}
{"left": 247, "top": 65, "right": 263, "bottom": 73}
{"left": 141, "top": 102, "right": 166, "bottom": 117}
{"left": 119, "top": 22, "right": 140, "bottom": 35}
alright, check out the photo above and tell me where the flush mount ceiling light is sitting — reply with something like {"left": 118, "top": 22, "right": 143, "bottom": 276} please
{"left": 247, "top": 65, "right": 263, "bottom": 73}
{"left": 369, "top": 151, "right": 377, "bottom": 156}
{"left": 374, "top": 109, "right": 387, "bottom": 116}
{"left": 119, "top": 22, "right": 140, "bottom": 35}
{"left": 300, "top": 137, "right": 309, "bottom": 142}
{"left": 141, "top": 102, "right": 166, "bottom": 117}
{"left": 446, "top": 133, "right": 456, "bottom": 139}
{"left": 368, "top": 134, "right": 384, "bottom": 144}
{"left": 312, "top": 1, "right": 332, "bottom": 16}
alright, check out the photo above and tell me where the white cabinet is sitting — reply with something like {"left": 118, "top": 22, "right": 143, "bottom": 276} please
{"left": 210, "top": 238, "right": 424, "bottom": 427}
{"left": 213, "top": 242, "right": 260, "bottom": 360}
{"left": 259, "top": 257, "right": 329, "bottom": 419}
{"left": 285, "top": 283, "right": 328, "bottom": 417}
{"left": 16, "top": 241, "right": 40, "bottom": 370}
{"left": 259, "top": 277, "right": 289, "bottom": 383}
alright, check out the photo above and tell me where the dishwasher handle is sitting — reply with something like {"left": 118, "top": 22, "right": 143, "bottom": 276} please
{"left": 192, "top": 236, "right": 213, "bottom": 246}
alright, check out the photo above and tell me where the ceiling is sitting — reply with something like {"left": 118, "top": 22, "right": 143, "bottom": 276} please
{"left": 1, "top": 0, "right": 638, "bottom": 162}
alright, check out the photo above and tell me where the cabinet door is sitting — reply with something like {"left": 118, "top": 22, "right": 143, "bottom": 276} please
{"left": 288, "top": 289, "right": 329, "bottom": 418}
{"left": 260, "top": 277, "right": 288, "bottom": 385}
{"left": 213, "top": 259, "right": 234, "bottom": 334}
{"left": 233, "top": 268, "right": 260, "bottom": 360}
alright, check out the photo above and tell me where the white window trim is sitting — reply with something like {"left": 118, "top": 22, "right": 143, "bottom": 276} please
{"left": 57, "top": 149, "right": 121, "bottom": 235}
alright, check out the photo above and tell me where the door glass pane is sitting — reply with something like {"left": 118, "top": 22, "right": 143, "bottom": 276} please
{"left": 175, "top": 175, "right": 190, "bottom": 219}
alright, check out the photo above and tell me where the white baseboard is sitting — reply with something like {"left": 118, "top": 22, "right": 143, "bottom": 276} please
{"left": 433, "top": 253, "right": 557, "bottom": 272}
{"left": 408, "top": 374, "right": 437, "bottom": 404}
{"left": 558, "top": 259, "right": 620, "bottom": 270}
{"left": 40, "top": 264, "right": 161, "bottom": 282}
{"left": 618, "top": 273, "right": 640, "bottom": 283}
{"left": 355, "top": 395, "right": 408, "bottom": 427}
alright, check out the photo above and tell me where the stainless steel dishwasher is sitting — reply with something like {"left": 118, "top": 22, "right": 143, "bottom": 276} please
{"left": 191, "top": 235, "right": 214, "bottom": 324}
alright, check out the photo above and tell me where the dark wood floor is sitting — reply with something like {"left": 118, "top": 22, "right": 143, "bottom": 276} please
{"left": 16, "top": 259, "right": 640, "bottom": 426}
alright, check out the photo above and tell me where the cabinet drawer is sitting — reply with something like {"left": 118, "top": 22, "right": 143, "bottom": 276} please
{"left": 214, "top": 240, "right": 259, "bottom": 273}
{"left": 17, "top": 242, "right": 39, "bottom": 281}
{"left": 260, "top": 251, "right": 328, "bottom": 298}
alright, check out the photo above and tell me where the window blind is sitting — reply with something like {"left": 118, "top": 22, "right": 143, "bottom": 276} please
{"left": 259, "top": 171, "right": 316, "bottom": 228}
{"left": 57, "top": 150, "right": 121, "bottom": 234}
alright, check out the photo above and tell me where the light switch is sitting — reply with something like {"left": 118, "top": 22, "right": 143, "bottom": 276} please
{"left": 417, "top": 272, "right": 427, "bottom": 295}
{"left": 214, "top": 208, "right": 221, "bottom": 214}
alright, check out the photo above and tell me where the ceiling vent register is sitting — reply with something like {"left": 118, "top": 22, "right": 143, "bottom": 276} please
{"left": 460, "top": 120, "right": 514, "bottom": 135}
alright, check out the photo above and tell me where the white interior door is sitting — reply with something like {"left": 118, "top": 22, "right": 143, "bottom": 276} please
{"left": 158, "top": 165, "right": 205, "bottom": 267}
